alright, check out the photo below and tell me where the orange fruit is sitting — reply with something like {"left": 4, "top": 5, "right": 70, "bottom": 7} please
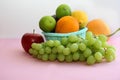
{"left": 87, "top": 19, "right": 111, "bottom": 36}
{"left": 55, "top": 16, "right": 79, "bottom": 33}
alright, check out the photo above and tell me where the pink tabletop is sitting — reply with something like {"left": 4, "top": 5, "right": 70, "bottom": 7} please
{"left": 0, "top": 35, "right": 120, "bottom": 80}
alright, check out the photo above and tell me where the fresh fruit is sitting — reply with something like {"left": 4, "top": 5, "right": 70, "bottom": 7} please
{"left": 54, "top": 40, "right": 61, "bottom": 47}
{"left": 73, "top": 52, "right": 80, "bottom": 61}
{"left": 45, "top": 47, "right": 51, "bottom": 54}
{"left": 52, "top": 47, "right": 57, "bottom": 54}
{"left": 55, "top": 16, "right": 79, "bottom": 33}
{"left": 21, "top": 4, "right": 117, "bottom": 65}
{"left": 21, "top": 30, "right": 44, "bottom": 53}
{"left": 87, "top": 19, "right": 111, "bottom": 36}
{"left": 68, "top": 35, "right": 78, "bottom": 43}
{"left": 46, "top": 40, "right": 54, "bottom": 47}
{"left": 93, "top": 39, "right": 102, "bottom": 49}
{"left": 57, "top": 45, "right": 64, "bottom": 54}
{"left": 61, "top": 37, "right": 68, "bottom": 46}
{"left": 28, "top": 31, "right": 116, "bottom": 65}
{"left": 87, "top": 19, "right": 120, "bottom": 39}
{"left": 78, "top": 42, "right": 86, "bottom": 51}
{"left": 79, "top": 54, "right": 86, "bottom": 61}
{"left": 65, "top": 54, "right": 73, "bottom": 62}
{"left": 83, "top": 48, "right": 92, "bottom": 58}
{"left": 63, "top": 47, "right": 71, "bottom": 55}
{"left": 41, "top": 54, "right": 49, "bottom": 61}
{"left": 39, "top": 16, "right": 56, "bottom": 32}
{"left": 94, "top": 52, "right": 103, "bottom": 62}
{"left": 70, "top": 43, "right": 78, "bottom": 53}
{"left": 87, "top": 55, "right": 96, "bottom": 65}
{"left": 49, "top": 53, "right": 57, "bottom": 61}
{"left": 57, "top": 54, "right": 65, "bottom": 62}
{"left": 56, "top": 4, "right": 71, "bottom": 19}
{"left": 72, "top": 10, "right": 88, "bottom": 28}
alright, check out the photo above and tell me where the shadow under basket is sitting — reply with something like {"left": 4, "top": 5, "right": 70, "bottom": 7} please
{"left": 42, "top": 27, "right": 88, "bottom": 41}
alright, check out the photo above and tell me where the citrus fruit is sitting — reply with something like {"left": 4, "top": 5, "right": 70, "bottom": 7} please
{"left": 56, "top": 4, "right": 71, "bottom": 19}
{"left": 39, "top": 16, "right": 56, "bottom": 32}
{"left": 72, "top": 10, "right": 88, "bottom": 28}
{"left": 87, "top": 19, "right": 111, "bottom": 36}
{"left": 55, "top": 16, "right": 79, "bottom": 33}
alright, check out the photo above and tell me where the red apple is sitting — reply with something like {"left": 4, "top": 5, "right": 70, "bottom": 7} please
{"left": 21, "top": 30, "right": 44, "bottom": 53}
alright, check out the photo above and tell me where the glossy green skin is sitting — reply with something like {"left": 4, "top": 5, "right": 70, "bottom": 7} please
{"left": 56, "top": 4, "right": 71, "bottom": 19}
{"left": 39, "top": 16, "right": 56, "bottom": 32}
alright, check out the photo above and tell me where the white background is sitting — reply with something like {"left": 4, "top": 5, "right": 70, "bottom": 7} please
{"left": 0, "top": 0, "right": 120, "bottom": 38}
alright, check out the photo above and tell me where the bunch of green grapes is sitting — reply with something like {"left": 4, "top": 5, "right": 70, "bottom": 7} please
{"left": 29, "top": 31, "right": 116, "bottom": 65}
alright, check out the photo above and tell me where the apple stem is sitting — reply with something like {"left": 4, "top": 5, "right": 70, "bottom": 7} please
{"left": 107, "top": 28, "right": 120, "bottom": 37}
{"left": 33, "top": 29, "right": 35, "bottom": 34}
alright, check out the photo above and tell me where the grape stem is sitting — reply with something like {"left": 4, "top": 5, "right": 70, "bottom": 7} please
{"left": 33, "top": 29, "right": 35, "bottom": 34}
{"left": 107, "top": 28, "right": 120, "bottom": 37}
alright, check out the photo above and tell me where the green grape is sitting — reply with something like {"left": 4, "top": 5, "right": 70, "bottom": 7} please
{"left": 105, "top": 46, "right": 116, "bottom": 61}
{"left": 45, "top": 47, "right": 51, "bottom": 54}
{"left": 107, "top": 45, "right": 116, "bottom": 51}
{"left": 78, "top": 42, "right": 86, "bottom": 51}
{"left": 83, "top": 48, "right": 92, "bottom": 58}
{"left": 77, "top": 37, "right": 83, "bottom": 43}
{"left": 65, "top": 54, "right": 73, "bottom": 62}
{"left": 41, "top": 54, "right": 49, "bottom": 61}
{"left": 38, "top": 48, "right": 44, "bottom": 54}
{"left": 94, "top": 52, "right": 103, "bottom": 62}
{"left": 105, "top": 55, "right": 114, "bottom": 62}
{"left": 73, "top": 52, "right": 80, "bottom": 61}
{"left": 97, "top": 48, "right": 105, "bottom": 56}
{"left": 87, "top": 55, "right": 96, "bottom": 65}
{"left": 105, "top": 48, "right": 115, "bottom": 56}
{"left": 66, "top": 43, "right": 72, "bottom": 48}
{"left": 105, "top": 48, "right": 116, "bottom": 60}
{"left": 102, "top": 42, "right": 108, "bottom": 48}
{"left": 54, "top": 40, "right": 61, "bottom": 47}
{"left": 32, "top": 49, "right": 39, "bottom": 57}
{"left": 36, "top": 44, "right": 43, "bottom": 50}
{"left": 70, "top": 43, "right": 78, "bottom": 52}
{"left": 31, "top": 43, "right": 37, "bottom": 49}
{"left": 68, "top": 35, "right": 78, "bottom": 43}
{"left": 111, "top": 53, "right": 116, "bottom": 60}
{"left": 82, "top": 39, "right": 88, "bottom": 45}
{"left": 57, "top": 54, "right": 65, "bottom": 62}
{"left": 31, "top": 43, "right": 42, "bottom": 50}
{"left": 57, "top": 45, "right": 64, "bottom": 54}
{"left": 63, "top": 47, "right": 71, "bottom": 55}
{"left": 61, "top": 37, "right": 68, "bottom": 46}
{"left": 46, "top": 40, "right": 54, "bottom": 47}
{"left": 86, "top": 31, "right": 93, "bottom": 40}
{"left": 93, "top": 39, "right": 102, "bottom": 49}
{"left": 41, "top": 42, "right": 46, "bottom": 48}
{"left": 52, "top": 47, "right": 58, "bottom": 54}
{"left": 37, "top": 54, "right": 42, "bottom": 59}
{"left": 49, "top": 53, "right": 57, "bottom": 61}
{"left": 98, "top": 34, "right": 107, "bottom": 42}
{"left": 87, "top": 37, "right": 96, "bottom": 46}
{"left": 79, "top": 54, "right": 86, "bottom": 61}
{"left": 29, "top": 48, "right": 34, "bottom": 55}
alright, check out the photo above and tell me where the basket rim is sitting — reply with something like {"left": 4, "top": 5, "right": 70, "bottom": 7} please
{"left": 42, "top": 27, "right": 88, "bottom": 37}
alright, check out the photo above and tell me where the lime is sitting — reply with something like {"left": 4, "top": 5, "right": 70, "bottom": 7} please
{"left": 39, "top": 16, "right": 56, "bottom": 32}
{"left": 56, "top": 4, "right": 71, "bottom": 19}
